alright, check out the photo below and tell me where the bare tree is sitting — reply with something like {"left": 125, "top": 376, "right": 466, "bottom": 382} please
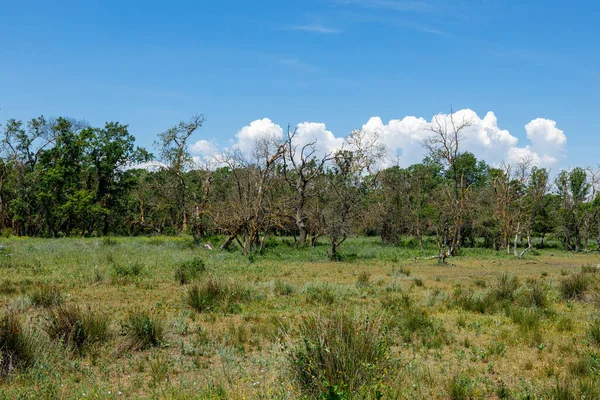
{"left": 214, "top": 134, "right": 286, "bottom": 254}
{"left": 322, "top": 129, "right": 385, "bottom": 260}
{"left": 282, "top": 125, "right": 334, "bottom": 246}
{"left": 423, "top": 110, "right": 472, "bottom": 261}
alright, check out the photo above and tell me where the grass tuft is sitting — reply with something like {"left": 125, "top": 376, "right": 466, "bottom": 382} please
{"left": 46, "top": 304, "right": 110, "bottom": 352}
{"left": 174, "top": 257, "right": 206, "bottom": 285}
{"left": 288, "top": 310, "right": 388, "bottom": 398}
{"left": 0, "top": 312, "right": 39, "bottom": 376}
{"left": 356, "top": 271, "right": 371, "bottom": 288}
{"left": 495, "top": 273, "right": 519, "bottom": 301}
{"left": 560, "top": 273, "right": 589, "bottom": 300}
{"left": 273, "top": 279, "right": 296, "bottom": 296}
{"left": 447, "top": 374, "right": 473, "bottom": 400}
{"left": 185, "top": 278, "right": 252, "bottom": 313}
{"left": 121, "top": 311, "right": 165, "bottom": 351}
{"left": 29, "top": 284, "right": 63, "bottom": 308}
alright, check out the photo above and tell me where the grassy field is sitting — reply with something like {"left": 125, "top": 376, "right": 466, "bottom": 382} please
{"left": 0, "top": 236, "right": 599, "bottom": 399}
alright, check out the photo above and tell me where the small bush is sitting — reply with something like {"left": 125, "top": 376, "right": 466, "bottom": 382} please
{"left": 356, "top": 271, "right": 371, "bottom": 288}
{"left": 46, "top": 304, "right": 110, "bottom": 352}
{"left": 29, "top": 285, "right": 63, "bottom": 308}
{"left": 273, "top": 279, "right": 296, "bottom": 296}
{"left": 121, "top": 311, "right": 165, "bottom": 351}
{"left": 413, "top": 277, "right": 424, "bottom": 287}
{"left": 186, "top": 278, "right": 251, "bottom": 313}
{"left": 289, "top": 310, "right": 389, "bottom": 398}
{"left": 174, "top": 258, "right": 206, "bottom": 285}
{"left": 0, "top": 312, "right": 38, "bottom": 376}
{"left": 560, "top": 273, "right": 589, "bottom": 300}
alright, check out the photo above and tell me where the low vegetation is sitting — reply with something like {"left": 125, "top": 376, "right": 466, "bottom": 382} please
{"left": 0, "top": 236, "right": 597, "bottom": 398}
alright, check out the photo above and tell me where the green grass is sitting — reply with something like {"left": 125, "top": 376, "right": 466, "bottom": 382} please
{"left": 0, "top": 235, "right": 597, "bottom": 398}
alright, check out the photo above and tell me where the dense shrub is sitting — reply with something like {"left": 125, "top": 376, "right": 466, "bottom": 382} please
{"left": 289, "top": 310, "right": 388, "bottom": 398}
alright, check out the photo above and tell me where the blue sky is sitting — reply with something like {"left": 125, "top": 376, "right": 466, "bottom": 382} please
{"left": 0, "top": 0, "right": 598, "bottom": 169}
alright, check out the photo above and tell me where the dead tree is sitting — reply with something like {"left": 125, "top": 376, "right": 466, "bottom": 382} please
{"left": 282, "top": 125, "right": 333, "bottom": 246}
{"left": 423, "top": 110, "right": 472, "bottom": 261}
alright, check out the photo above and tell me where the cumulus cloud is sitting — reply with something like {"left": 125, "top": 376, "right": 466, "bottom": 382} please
{"left": 234, "top": 118, "right": 283, "bottom": 154}
{"left": 184, "top": 110, "right": 567, "bottom": 171}
{"left": 292, "top": 122, "right": 346, "bottom": 158}
{"left": 360, "top": 109, "right": 566, "bottom": 168}
{"left": 524, "top": 118, "right": 567, "bottom": 161}
{"left": 190, "top": 139, "right": 217, "bottom": 156}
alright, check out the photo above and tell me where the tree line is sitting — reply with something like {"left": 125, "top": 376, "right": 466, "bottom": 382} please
{"left": 1, "top": 113, "right": 598, "bottom": 260}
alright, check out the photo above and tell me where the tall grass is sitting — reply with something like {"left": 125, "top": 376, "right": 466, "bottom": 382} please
{"left": 29, "top": 284, "right": 63, "bottom": 308}
{"left": 0, "top": 312, "right": 39, "bottom": 376}
{"left": 174, "top": 257, "right": 206, "bottom": 285}
{"left": 560, "top": 273, "right": 589, "bottom": 300}
{"left": 120, "top": 311, "right": 165, "bottom": 351}
{"left": 46, "top": 304, "right": 110, "bottom": 352}
{"left": 288, "top": 310, "right": 388, "bottom": 398}
{"left": 185, "top": 278, "right": 252, "bottom": 313}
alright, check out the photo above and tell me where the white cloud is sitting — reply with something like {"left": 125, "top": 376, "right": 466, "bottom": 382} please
{"left": 524, "top": 118, "right": 567, "bottom": 162}
{"left": 208, "top": 110, "right": 567, "bottom": 170}
{"left": 190, "top": 139, "right": 217, "bottom": 156}
{"left": 234, "top": 118, "right": 284, "bottom": 154}
{"left": 293, "top": 122, "right": 345, "bottom": 158}
{"left": 360, "top": 109, "right": 566, "bottom": 168}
